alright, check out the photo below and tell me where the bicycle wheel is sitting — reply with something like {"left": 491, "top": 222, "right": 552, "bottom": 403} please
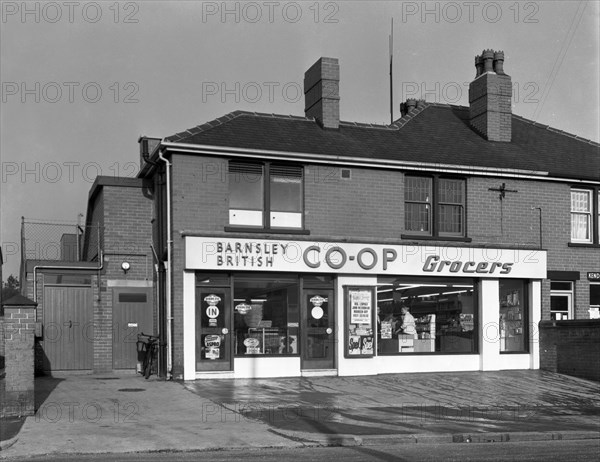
{"left": 142, "top": 347, "right": 152, "bottom": 378}
{"left": 144, "top": 345, "right": 154, "bottom": 379}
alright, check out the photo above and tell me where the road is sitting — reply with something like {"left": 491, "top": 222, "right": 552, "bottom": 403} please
{"left": 3, "top": 439, "right": 599, "bottom": 461}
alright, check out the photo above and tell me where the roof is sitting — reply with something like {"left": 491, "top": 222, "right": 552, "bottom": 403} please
{"left": 1, "top": 293, "right": 37, "bottom": 307}
{"left": 163, "top": 105, "right": 599, "bottom": 181}
{"left": 88, "top": 176, "right": 149, "bottom": 201}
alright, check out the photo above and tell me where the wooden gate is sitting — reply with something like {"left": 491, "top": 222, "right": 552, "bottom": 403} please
{"left": 43, "top": 286, "right": 93, "bottom": 371}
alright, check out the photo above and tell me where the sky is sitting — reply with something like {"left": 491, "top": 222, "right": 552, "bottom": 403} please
{"left": 1, "top": 0, "right": 599, "bottom": 279}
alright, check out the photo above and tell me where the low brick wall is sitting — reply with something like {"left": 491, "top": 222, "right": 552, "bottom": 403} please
{"left": 1, "top": 306, "right": 36, "bottom": 417}
{"left": 539, "top": 319, "right": 600, "bottom": 382}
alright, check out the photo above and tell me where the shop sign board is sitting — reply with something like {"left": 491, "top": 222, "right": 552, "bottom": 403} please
{"left": 587, "top": 272, "right": 600, "bottom": 281}
{"left": 186, "top": 237, "right": 547, "bottom": 278}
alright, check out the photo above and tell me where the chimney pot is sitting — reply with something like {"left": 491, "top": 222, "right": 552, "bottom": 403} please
{"left": 416, "top": 99, "right": 426, "bottom": 109}
{"left": 482, "top": 49, "right": 495, "bottom": 73}
{"left": 475, "top": 55, "right": 484, "bottom": 77}
{"left": 493, "top": 50, "right": 505, "bottom": 75}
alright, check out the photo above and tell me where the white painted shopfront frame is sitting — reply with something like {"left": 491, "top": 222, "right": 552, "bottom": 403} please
{"left": 183, "top": 237, "right": 546, "bottom": 380}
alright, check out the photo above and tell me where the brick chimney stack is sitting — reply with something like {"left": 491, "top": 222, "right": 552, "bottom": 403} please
{"left": 468, "top": 49, "right": 512, "bottom": 142}
{"left": 304, "top": 57, "right": 340, "bottom": 129}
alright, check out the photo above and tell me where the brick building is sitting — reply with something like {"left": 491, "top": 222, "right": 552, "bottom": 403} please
{"left": 22, "top": 51, "right": 600, "bottom": 379}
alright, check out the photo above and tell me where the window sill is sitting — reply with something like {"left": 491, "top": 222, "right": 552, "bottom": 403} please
{"left": 224, "top": 226, "right": 310, "bottom": 235}
{"left": 568, "top": 242, "right": 600, "bottom": 248}
{"left": 401, "top": 234, "right": 472, "bottom": 243}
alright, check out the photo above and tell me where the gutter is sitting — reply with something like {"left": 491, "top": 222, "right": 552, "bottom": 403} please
{"left": 157, "top": 144, "right": 173, "bottom": 380}
{"left": 160, "top": 141, "right": 600, "bottom": 185}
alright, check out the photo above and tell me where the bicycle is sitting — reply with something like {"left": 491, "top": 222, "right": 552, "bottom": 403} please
{"left": 137, "top": 333, "right": 160, "bottom": 379}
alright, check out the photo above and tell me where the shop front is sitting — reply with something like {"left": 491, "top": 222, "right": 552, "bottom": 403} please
{"left": 182, "top": 237, "right": 546, "bottom": 380}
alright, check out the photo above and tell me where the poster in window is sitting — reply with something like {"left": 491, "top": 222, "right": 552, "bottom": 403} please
{"left": 350, "top": 290, "right": 372, "bottom": 324}
{"left": 361, "top": 336, "right": 374, "bottom": 355}
{"left": 348, "top": 335, "right": 361, "bottom": 355}
{"left": 344, "top": 286, "right": 375, "bottom": 358}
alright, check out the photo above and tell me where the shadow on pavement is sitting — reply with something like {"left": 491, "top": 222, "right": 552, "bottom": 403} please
{"left": 34, "top": 375, "right": 64, "bottom": 411}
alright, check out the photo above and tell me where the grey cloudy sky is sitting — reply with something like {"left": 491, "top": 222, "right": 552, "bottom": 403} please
{"left": 1, "top": 0, "right": 599, "bottom": 278}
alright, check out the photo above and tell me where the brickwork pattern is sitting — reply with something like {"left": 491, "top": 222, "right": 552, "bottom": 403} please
{"left": 539, "top": 320, "right": 600, "bottom": 382}
{"left": 166, "top": 155, "right": 599, "bottom": 374}
{"left": 469, "top": 73, "right": 512, "bottom": 141}
{"left": 94, "top": 185, "right": 154, "bottom": 372}
{"left": 1, "top": 307, "right": 36, "bottom": 417}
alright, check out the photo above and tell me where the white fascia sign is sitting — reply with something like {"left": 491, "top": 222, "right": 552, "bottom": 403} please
{"left": 185, "top": 237, "right": 547, "bottom": 279}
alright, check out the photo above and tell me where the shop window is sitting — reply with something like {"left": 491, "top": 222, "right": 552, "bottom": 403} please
{"left": 228, "top": 161, "right": 303, "bottom": 230}
{"left": 550, "top": 281, "right": 573, "bottom": 320}
{"left": 590, "top": 283, "right": 600, "bottom": 319}
{"left": 404, "top": 175, "right": 466, "bottom": 238}
{"left": 376, "top": 277, "right": 477, "bottom": 354}
{"left": 499, "top": 280, "right": 528, "bottom": 353}
{"left": 233, "top": 275, "right": 299, "bottom": 356}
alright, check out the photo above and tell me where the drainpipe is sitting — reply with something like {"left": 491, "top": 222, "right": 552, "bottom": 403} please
{"left": 157, "top": 145, "right": 173, "bottom": 379}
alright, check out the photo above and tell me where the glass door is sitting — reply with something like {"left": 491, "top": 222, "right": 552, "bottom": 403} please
{"left": 196, "top": 288, "right": 232, "bottom": 371}
{"left": 301, "top": 289, "right": 335, "bottom": 370}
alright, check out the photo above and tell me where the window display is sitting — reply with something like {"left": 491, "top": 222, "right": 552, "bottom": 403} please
{"left": 377, "top": 277, "right": 477, "bottom": 354}
{"left": 233, "top": 275, "right": 299, "bottom": 356}
{"left": 499, "top": 279, "right": 528, "bottom": 352}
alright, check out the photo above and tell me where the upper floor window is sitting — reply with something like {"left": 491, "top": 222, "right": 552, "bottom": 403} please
{"left": 404, "top": 176, "right": 466, "bottom": 238}
{"left": 570, "top": 188, "right": 599, "bottom": 244}
{"left": 571, "top": 189, "right": 592, "bottom": 242}
{"left": 228, "top": 161, "right": 303, "bottom": 230}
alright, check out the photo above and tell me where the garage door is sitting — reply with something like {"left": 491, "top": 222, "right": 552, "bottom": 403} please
{"left": 43, "top": 286, "right": 93, "bottom": 371}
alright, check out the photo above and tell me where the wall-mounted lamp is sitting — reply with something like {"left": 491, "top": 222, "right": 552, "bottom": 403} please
{"left": 121, "top": 261, "right": 131, "bottom": 274}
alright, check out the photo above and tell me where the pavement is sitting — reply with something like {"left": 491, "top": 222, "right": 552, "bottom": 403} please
{"left": 0, "top": 369, "right": 599, "bottom": 459}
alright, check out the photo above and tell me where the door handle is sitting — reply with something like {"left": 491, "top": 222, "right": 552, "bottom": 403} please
{"left": 69, "top": 320, "right": 72, "bottom": 329}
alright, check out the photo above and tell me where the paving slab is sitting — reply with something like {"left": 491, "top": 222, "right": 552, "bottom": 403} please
{"left": 0, "top": 370, "right": 598, "bottom": 459}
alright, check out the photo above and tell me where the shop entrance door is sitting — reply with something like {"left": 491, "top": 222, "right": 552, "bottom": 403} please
{"left": 195, "top": 288, "right": 232, "bottom": 371}
{"left": 301, "top": 289, "right": 335, "bottom": 370}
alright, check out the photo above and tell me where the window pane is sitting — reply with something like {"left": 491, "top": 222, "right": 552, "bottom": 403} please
{"left": 229, "top": 163, "right": 263, "bottom": 210}
{"left": 591, "top": 284, "right": 600, "bottom": 306}
{"left": 438, "top": 179, "right": 464, "bottom": 204}
{"left": 571, "top": 190, "right": 591, "bottom": 212}
{"left": 405, "top": 203, "right": 430, "bottom": 232}
{"left": 233, "top": 275, "right": 299, "bottom": 356}
{"left": 571, "top": 213, "right": 590, "bottom": 240}
{"left": 405, "top": 177, "right": 431, "bottom": 202}
{"left": 270, "top": 166, "right": 302, "bottom": 212}
{"left": 376, "top": 277, "right": 477, "bottom": 354}
{"left": 118, "top": 293, "right": 147, "bottom": 303}
{"left": 44, "top": 274, "right": 91, "bottom": 285}
{"left": 499, "top": 280, "right": 527, "bottom": 353}
{"left": 550, "top": 281, "right": 572, "bottom": 291}
{"left": 438, "top": 205, "right": 463, "bottom": 234}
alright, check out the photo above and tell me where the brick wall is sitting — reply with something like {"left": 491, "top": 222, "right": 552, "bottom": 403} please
{"left": 1, "top": 306, "right": 36, "bottom": 417}
{"left": 539, "top": 320, "right": 600, "bottom": 382}
{"left": 166, "top": 154, "right": 599, "bottom": 376}
{"left": 93, "top": 184, "right": 154, "bottom": 372}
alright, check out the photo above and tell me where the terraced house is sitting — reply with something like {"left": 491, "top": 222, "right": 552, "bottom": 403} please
{"left": 22, "top": 51, "right": 599, "bottom": 379}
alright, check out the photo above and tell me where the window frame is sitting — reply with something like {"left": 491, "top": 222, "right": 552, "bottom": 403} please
{"left": 402, "top": 174, "right": 469, "bottom": 241}
{"left": 226, "top": 161, "right": 309, "bottom": 234}
{"left": 550, "top": 280, "right": 574, "bottom": 320}
{"left": 569, "top": 186, "right": 600, "bottom": 246}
